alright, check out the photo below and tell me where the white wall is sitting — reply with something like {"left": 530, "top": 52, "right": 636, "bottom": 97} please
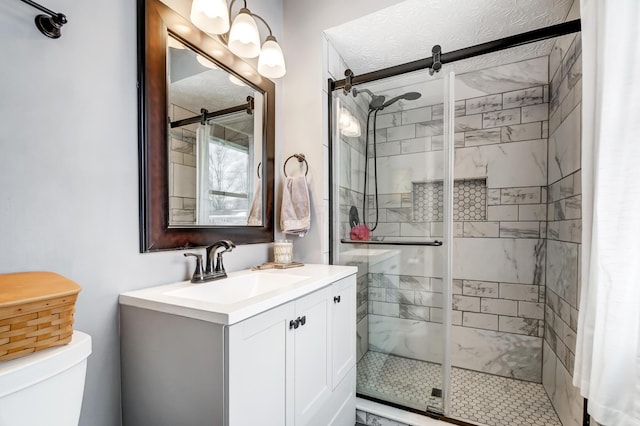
{"left": 280, "top": 0, "right": 405, "bottom": 263}
{"left": 0, "top": 0, "right": 281, "bottom": 425}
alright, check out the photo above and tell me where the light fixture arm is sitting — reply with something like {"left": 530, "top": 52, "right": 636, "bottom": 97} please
{"left": 249, "top": 12, "right": 273, "bottom": 38}
{"left": 226, "top": 0, "right": 273, "bottom": 38}
{"left": 18, "top": 0, "right": 67, "bottom": 39}
{"left": 227, "top": 0, "right": 237, "bottom": 18}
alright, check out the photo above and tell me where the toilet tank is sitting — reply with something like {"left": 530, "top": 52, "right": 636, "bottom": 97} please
{"left": 0, "top": 331, "right": 91, "bottom": 426}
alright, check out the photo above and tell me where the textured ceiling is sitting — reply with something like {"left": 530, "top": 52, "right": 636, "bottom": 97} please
{"left": 169, "top": 45, "right": 256, "bottom": 116}
{"left": 324, "top": 0, "right": 575, "bottom": 76}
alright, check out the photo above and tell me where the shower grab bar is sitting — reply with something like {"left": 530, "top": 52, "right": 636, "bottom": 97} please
{"left": 340, "top": 239, "right": 442, "bottom": 246}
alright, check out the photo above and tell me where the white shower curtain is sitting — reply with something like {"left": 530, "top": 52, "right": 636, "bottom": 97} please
{"left": 574, "top": 1, "right": 640, "bottom": 425}
{"left": 196, "top": 123, "right": 211, "bottom": 225}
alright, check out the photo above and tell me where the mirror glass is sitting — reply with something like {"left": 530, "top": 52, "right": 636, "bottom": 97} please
{"left": 167, "top": 36, "right": 263, "bottom": 227}
{"left": 138, "top": 0, "right": 275, "bottom": 252}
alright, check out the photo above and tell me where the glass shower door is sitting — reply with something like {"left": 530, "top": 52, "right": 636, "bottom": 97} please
{"left": 331, "top": 68, "right": 454, "bottom": 415}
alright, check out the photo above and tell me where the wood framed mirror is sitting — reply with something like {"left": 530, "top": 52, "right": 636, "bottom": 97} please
{"left": 138, "top": 0, "right": 275, "bottom": 252}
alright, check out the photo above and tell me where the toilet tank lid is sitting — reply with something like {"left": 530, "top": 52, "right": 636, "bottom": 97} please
{"left": 0, "top": 330, "right": 91, "bottom": 398}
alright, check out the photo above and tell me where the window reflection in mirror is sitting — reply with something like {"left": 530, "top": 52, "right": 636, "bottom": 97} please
{"left": 166, "top": 36, "right": 263, "bottom": 227}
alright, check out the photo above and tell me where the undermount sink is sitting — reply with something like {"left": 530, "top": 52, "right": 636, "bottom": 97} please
{"left": 166, "top": 272, "right": 310, "bottom": 305}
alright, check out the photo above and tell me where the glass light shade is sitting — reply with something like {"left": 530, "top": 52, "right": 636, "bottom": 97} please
{"left": 190, "top": 0, "right": 230, "bottom": 35}
{"left": 228, "top": 74, "right": 247, "bottom": 87}
{"left": 196, "top": 54, "right": 218, "bottom": 69}
{"left": 228, "top": 9, "right": 261, "bottom": 58}
{"left": 258, "top": 37, "right": 286, "bottom": 78}
{"left": 167, "top": 37, "right": 185, "bottom": 49}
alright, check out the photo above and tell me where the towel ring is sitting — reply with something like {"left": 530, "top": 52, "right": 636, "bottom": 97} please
{"left": 283, "top": 153, "right": 308, "bottom": 177}
{"left": 257, "top": 162, "right": 262, "bottom": 179}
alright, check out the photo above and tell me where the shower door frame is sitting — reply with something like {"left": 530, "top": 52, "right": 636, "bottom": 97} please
{"left": 328, "top": 18, "right": 582, "bottom": 266}
{"left": 328, "top": 69, "right": 455, "bottom": 418}
{"left": 327, "top": 18, "right": 583, "bottom": 424}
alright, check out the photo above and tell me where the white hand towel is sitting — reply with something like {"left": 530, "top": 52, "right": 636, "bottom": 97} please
{"left": 280, "top": 176, "right": 310, "bottom": 237}
{"left": 247, "top": 178, "right": 262, "bottom": 226}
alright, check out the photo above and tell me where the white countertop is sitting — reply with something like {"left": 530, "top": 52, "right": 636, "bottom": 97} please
{"left": 119, "top": 264, "right": 357, "bottom": 325}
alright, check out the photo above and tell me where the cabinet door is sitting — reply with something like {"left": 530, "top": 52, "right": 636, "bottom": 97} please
{"left": 227, "top": 301, "right": 295, "bottom": 426}
{"left": 331, "top": 275, "right": 356, "bottom": 389}
{"left": 293, "top": 286, "right": 332, "bottom": 425}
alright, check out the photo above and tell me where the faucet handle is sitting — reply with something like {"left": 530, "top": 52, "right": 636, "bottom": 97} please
{"left": 214, "top": 251, "right": 227, "bottom": 276}
{"left": 183, "top": 253, "right": 206, "bottom": 283}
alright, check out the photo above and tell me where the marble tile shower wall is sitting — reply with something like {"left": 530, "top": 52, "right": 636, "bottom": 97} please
{"left": 365, "top": 56, "right": 549, "bottom": 382}
{"left": 543, "top": 20, "right": 584, "bottom": 426}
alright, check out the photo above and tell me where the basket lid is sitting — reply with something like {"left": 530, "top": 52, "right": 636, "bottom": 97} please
{"left": 0, "top": 272, "right": 81, "bottom": 307}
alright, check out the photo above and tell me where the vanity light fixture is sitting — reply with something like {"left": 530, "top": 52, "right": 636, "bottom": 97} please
{"left": 190, "top": 0, "right": 229, "bottom": 35}
{"left": 228, "top": 74, "right": 247, "bottom": 87}
{"left": 189, "top": 0, "right": 286, "bottom": 79}
{"left": 196, "top": 54, "right": 218, "bottom": 69}
{"left": 18, "top": 0, "right": 67, "bottom": 39}
{"left": 167, "top": 37, "right": 186, "bottom": 49}
{"left": 339, "top": 107, "right": 361, "bottom": 138}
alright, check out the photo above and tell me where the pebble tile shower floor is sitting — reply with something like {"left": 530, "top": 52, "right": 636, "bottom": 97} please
{"left": 357, "top": 351, "right": 561, "bottom": 426}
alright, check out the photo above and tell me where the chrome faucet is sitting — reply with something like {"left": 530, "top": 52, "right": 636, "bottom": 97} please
{"left": 184, "top": 240, "right": 236, "bottom": 283}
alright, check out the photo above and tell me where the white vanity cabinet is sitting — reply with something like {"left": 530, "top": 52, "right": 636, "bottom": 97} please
{"left": 227, "top": 286, "right": 333, "bottom": 426}
{"left": 120, "top": 266, "right": 356, "bottom": 426}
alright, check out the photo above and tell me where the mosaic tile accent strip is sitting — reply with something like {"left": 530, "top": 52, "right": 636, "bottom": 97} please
{"left": 455, "top": 180, "right": 487, "bottom": 221}
{"left": 413, "top": 179, "right": 487, "bottom": 222}
{"left": 357, "top": 351, "right": 561, "bottom": 426}
{"left": 412, "top": 182, "right": 444, "bottom": 222}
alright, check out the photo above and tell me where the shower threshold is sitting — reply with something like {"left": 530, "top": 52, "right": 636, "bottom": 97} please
{"left": 357, "top": 351, "right": 562, "bottom": 426}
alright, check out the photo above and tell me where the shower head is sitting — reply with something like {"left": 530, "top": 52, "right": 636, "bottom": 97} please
{"left": 369, "top": 95, "right": 387, "bottom": 110}
{"left": 380, "top": 92, "right": 422, "bottom": 109}
{"left": 353, "top": 88, "right": 421, "bottom": 111}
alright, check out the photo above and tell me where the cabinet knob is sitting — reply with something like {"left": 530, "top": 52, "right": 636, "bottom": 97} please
{"left": 299, "top": 315, "right": 306, "bottom": 326}
{"left": 334, "top": 295, "right": 341, "bottom": 303}
{"left": 289, "top": 319, "right": 300, "bottom": 329}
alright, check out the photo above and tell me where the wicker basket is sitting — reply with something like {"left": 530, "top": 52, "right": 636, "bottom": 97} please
{"left": 0, "top": 272, "right": 81, "bottom": 362}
